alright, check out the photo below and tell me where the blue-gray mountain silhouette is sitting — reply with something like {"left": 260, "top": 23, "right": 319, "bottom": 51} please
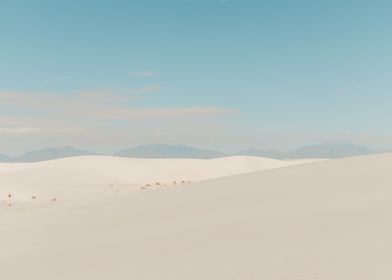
{"left": 0, "top": 154, "right": 11, "bottom": 162}
{"left": 0, "top": 144, "right": 387, "bottom": 162}
{"left": 114, "top": 144, "right": 225, "bottom": 159}
{"left": 237, "top": 144, "right": 383, "bottom": 159}
{"left": 13, "top": 147, "right": 96, "bottom": 162}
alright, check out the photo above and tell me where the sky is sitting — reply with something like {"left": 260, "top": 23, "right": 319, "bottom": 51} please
{"left": 1, "top": 0, "right": 392, "bottom": 155}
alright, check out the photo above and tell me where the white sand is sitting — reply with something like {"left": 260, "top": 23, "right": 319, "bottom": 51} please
{"left": 0, "top": 162, "right": 32, "bottom": 174}
{"left": 0, "top": 155, "right": 308, "bottom": 212}
{"left": 1, "top": 154, "right": 391, "bottom": 279}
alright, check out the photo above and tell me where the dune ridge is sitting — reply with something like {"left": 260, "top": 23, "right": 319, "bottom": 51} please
{"left": 0, "top": 155, "right": 317, "bottom": 212}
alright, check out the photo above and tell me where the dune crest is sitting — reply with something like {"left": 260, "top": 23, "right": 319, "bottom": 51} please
{"left": 0, "top": 155, "right": 315, "bottom": 213}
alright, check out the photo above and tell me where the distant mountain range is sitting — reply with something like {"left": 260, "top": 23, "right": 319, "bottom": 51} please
{"left": 0, "top": 154, "right": 11, "bottom": 162}
{"left": 0, "top": 144, "right": 388, "bottom": 162}
{"left": 114, "top": 144, "right": 225, "bottom": 159}
{"left": 284, "top": 144, "right": 378, "bottom": 159}
{"left": 2, "top": 147, "right": 97, "bottom": 163}
{"left": 236, "top": 144, "right": 383, "bottom": 159}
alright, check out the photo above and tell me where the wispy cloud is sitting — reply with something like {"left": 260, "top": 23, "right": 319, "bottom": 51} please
{"left": 127, "top": 84, "right": 161, "bottom": 94}
{"left": 0, "top": 87, "right": 234, "bottom": 124}
{"left": 0, "top": 127, "right": 40, "bottom": 134}
{"left": 130, "top": 71, "right": 159, "bottom": 78}
{"left": 0, "top": 85, "right": 160, "bottom": 112}
{"left": 0, "top": 87, "right": 236, "bottom": 153}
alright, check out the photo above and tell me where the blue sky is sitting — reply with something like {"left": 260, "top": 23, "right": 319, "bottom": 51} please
{"left": 1, "top": 0, "right": 392, "bottom": 154}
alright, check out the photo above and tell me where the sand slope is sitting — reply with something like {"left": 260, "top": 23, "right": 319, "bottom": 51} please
{"left": 1, "top": 154, "right": 391, "bottom": 279}
{"left": 0, "top": 155, "right": 311, "bottom": 211}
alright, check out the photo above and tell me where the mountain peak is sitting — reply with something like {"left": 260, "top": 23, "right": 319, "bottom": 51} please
{"left": 14, "top": 147, "right": 96, "bottom": 162}
{"left": 114, "top": 144, "right": 225, "bottom": 159}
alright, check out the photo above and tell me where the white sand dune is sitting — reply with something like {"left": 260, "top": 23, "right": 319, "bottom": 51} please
{"left": 0, "top": 155, "right": 310, "bottom": 212}
{"left": 0, "top": 163, "right": 32, "bottom": 174}
{"left": 1, "top": 154, "right": 391, "bottom": 279}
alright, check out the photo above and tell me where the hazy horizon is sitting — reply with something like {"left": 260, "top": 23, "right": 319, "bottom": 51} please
{"left": 0, "top": 142, "right": 386, "bottom": 161}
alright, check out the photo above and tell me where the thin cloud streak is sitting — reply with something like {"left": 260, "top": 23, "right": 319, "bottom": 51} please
{"left": 0, "top": 85, "right": 160, "bottom": 109}
{"left": 0, "top": 127, "right": 40, "bottom": 134}
{"left": 0, "top": 86, "right": 236, "bottom": 154}
{"left": 0, "top": 88, "right": 235, "bottom": 130}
